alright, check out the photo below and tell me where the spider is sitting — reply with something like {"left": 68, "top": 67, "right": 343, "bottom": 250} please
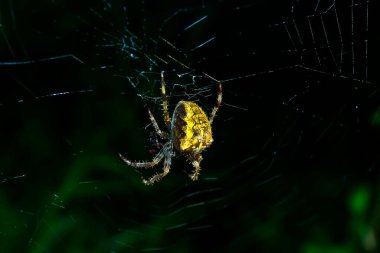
{"left": 119, "top": 71, "right": 222, "bottom": 185}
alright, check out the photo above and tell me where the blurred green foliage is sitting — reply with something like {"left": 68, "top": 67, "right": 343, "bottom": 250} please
{"left": 371, "top": 110, "right": 380, "bottom": 127}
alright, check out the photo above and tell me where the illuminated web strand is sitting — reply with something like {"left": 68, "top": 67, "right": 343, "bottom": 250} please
{"left": 155, "top": 55, "right": 169, "bottom": 65}
{"left": 292, "top": 19, "right": 303, "bottom": 47}
{"left": 351, "top": 0, "right": 355, "bottom": 76}
{"left": 159, "top": 36, "right": 183, "bottom": 55}
{"left": 365, "top": 0, "right": 369, "bottom": 81}
{"left": 282, "top": 1, "right": 372, "bottom": 82}
{"left": 255, "top": 174, "right": 281, "bottom": 188}
{"left": 0, "top": 23, "right": 15, "bottom": 57}
{"left": 165, "top": 223, "right": 187, "bottom": 231}
{"left": 186, "top": 225, "right": 213, "bottom": 231}
{"left": 283, "top": 22, "right": 297, "bottom": 52}
{"left": 184, "top": 15, "right": 208, "bottom": 31}
{"left": 0, "top": 173, "right": 26, "bottom": 184}
{"left": 307, "top": 16, "right": 322, "bottom": 66}
{"left": 34, "top": 89, "right": 94, "bottom": 100}
{"left": 314, "top": 0, "right": 321, "bottom": 12}
{"left": 191, "top": 36, "right": 215, "bottom": 50}
{"left": 321, "top": 1, "right": 335, "bottom": 14}
{"left": 291, "top": 19, "right": 305, "bottom": 64}
{"left": 167, "top": 55, "right": 191, "bottom": 69}
{"left": 0, "top": 54, "right": 84, "bottom": 65}
{"left": 11, "top": 89, "right": 94, "bottom": 104}
{"left": 221, "top": 65, "right": 372, "bottom": 85}
{"left": 168, "top": 188, "right": 222, "bottom": 209}
{"left": 320, "top": 15, "right": 338, "bottom": 71}
{"left": 334, "top": 5, "right": 343, "bottom": 73}
{"left": 159, "top": 8, "right": 189, "bottom": 33}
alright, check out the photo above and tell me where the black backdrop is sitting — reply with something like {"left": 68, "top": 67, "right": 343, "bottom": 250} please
{"left": 1, "top": 0, "right": 379, "bottom": 252}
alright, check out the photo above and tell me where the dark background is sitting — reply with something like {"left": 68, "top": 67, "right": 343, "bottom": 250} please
{"left": 1, "top": 0, "right": 380, "bottom": 252}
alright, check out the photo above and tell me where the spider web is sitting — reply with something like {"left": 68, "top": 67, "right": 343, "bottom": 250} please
{"left": 1, "top": 0, "right": 379, "bottom": 252}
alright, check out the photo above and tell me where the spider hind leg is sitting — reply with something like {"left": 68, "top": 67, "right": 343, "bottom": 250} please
{"left": 142, "top": 149, "right": 172, "bottom": 185}
{"left": 142, "top": 166, "right": 170, "bottom": 185}
{"left": 187, "top": 153, "right": 203, "bottom": 181}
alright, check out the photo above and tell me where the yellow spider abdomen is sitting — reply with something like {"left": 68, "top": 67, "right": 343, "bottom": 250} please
{"left": 172, "top": 101, "right": 213, "bottom": 153}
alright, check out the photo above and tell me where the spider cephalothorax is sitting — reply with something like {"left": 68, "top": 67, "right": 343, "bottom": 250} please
{"left": 119, "top": 72, "right": 222, "bottom": 185}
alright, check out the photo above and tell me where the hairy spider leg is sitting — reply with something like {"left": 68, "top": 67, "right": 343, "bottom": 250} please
{"left": 187, "top": 153, "right": 203, "bottom": 181}
{"left": 209, "top": 81, "right": 223, "bottom": 125}
{"left": 118, "top": 142, "right": 169, "bottom": 168}
{"left": 142, "top": 144, "right": 173, "bottom": 185}
{"left": 148, "top": 109, "right": 169, "bottom": 139}
{"left": 161, "top": 71, "right": 171, "bottom": 128}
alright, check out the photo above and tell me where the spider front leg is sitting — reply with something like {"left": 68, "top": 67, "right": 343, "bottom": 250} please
{"left": 119, "top": 143, "right": 168, "bottom": 168}
{"left": 187, "top": 153, "right": 203, "bottom": 181}
{"left": 160, "top": 71, "right": 171, "bottom": 128}
{"left": 209, "top": 81, "right": 223, "bottom": 125}
{"left": 147, "top": 109, "right": 169, "bottom": 139}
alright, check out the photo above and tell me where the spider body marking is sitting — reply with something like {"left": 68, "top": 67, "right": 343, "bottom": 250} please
{"left": 119, "top": 71, "right": 222, "bottom": 185}
{"left": 171, "top": 101, "right": 213, "bottom": 154}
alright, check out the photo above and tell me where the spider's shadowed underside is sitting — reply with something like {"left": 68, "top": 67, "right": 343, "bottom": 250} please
{"left": 119, "top": 71, "right": 222, "bottom": 185}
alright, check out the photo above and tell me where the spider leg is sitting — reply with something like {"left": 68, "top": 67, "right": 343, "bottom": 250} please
{"left": 160, "top": 71, "right": 172, "bottom": 128}
{"left": 142, "top": 146, "right": 173, "bottom": 185}
{"left": 148, "top": 109, "right": 169, "bottom": 139}
{"left": 187, "top": 153, "right": 203, "bottom": 181}
{"left": 209, "top": 81, "right": 223, "bottom": 125}
{"left": 119, "top": 143, "right": 169, "bottom": 168}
